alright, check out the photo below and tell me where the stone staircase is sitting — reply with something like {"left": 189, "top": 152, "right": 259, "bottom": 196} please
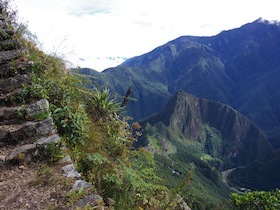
{"left": 0, "top": 19, "right": 59, "bottom": 166}
{"left": 0, "top": 8, "right": 105, "bottom": 209}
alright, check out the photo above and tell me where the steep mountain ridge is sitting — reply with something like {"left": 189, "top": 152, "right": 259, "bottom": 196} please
{"left": 134, "top": 91, "right": 274, "bottom": 208}
{"left": 79, "top": 18, "right": 280, "bottom": 147}
{"left": 140, "top": 91, "right": 273, "bottom": 168}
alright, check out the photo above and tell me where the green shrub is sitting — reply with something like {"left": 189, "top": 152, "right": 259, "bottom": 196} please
{"left": 87, "top": 88, "right": 122, "bottom": 120}
{"left": 36, "top": 142, "right": 64, "bottom": 164}
{"left": 230, "top": 189, "right": 280, "bottom": 210}
{"left": 52, "top": 103, "right": 88, "bottom": 146}
{"left": 32, "top": 111, "right": 50, "bottom": 121}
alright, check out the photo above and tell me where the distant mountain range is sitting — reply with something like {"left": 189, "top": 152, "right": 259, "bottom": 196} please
{"left": 78, "top": 18, "right": 280, "bottom": 149}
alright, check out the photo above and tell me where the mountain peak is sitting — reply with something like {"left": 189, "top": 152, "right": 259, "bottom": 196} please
{"left": 255, "top": 17, "right": 280, "bottom": 26}
{"left": 256, "top": 17, "right": 269, "bottom": 23}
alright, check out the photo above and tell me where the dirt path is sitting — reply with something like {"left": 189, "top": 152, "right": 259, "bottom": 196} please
{"left": 221, "top": 168, "right": 236, "bottom": 185}
{"left": 221, "top": 168, "right": 244, "bottom": 193}
{"left": 0, "top": 163, "right": 74, "bottom": 209}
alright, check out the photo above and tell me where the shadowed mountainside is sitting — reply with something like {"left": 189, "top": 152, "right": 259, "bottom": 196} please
{"left": 139, "top": 91, "right": 273, "bottom": 169}
{"left": 133, "top": 91, "right": 274, "bottom": 207}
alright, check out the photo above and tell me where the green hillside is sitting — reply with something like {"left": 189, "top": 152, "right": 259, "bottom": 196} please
{"left": 135, "top": 91, "right": 274, "bottom": 209}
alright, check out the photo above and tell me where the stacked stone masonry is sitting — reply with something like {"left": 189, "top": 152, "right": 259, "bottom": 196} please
{"left": 0, "top": 20, "right": 58, "bottom": 165}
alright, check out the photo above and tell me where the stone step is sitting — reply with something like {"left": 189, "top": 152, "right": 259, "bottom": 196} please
{"left": 0, "top": 29, "right": 14, "bottom": 41}
{"left": 0, "top": 99, "right": 49, "bottom": 125}
{"left": 0, "top": 39, "right": 21, "bottom": 51}
{"left": 0, "top": 19, "right": 8, "bottom": 29}
{"left": 0, "top": 88, "right": 40, "bottom": 107}
{"left": 0, "top": 89, "right": 23, "bottom": 106}
{"left": 0, "top": 61, "right": 33, "bottom": 79}
{"left": 0, "top": 118, "right": 55, "bottom": 145}
{"left": 0, "top": 73, "right": 32, "bottom": 94}
{"left": 2, "top": 134, "right": 60, "bottom": 164}
{"left": 0, "top": 14, "right": 5, "bottom": 20}
{"left": 0, "top": 49, "right": 23, "bottom": 64}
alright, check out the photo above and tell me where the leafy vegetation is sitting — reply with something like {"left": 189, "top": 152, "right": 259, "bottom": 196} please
{"left": 231, "top": 190, "right": 280, "bottom": 210}
{"left": 36, "top": 142, "right": 64, "bottom": 164}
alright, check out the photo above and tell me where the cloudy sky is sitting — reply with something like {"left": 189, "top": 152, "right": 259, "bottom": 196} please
{"left": 15, "top": 0, "right": 280, "bottom": 71}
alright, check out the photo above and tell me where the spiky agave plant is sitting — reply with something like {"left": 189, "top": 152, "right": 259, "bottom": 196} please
{"left": 91, "top": 88, "right": 122, "bottom": 118}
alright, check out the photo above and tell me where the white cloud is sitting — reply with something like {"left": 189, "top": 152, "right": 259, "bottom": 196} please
{"left": 15, "top": 0, "right": 280, "bottom": 71}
